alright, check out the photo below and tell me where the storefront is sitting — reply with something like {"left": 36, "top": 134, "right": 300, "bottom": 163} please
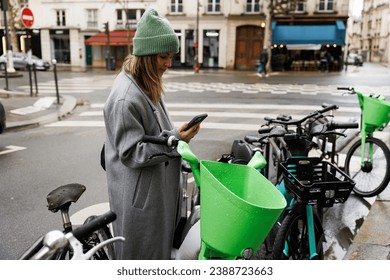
{"left": 50, "top": 29, "right": 70, "bottom": 64}
{"left": 1, "top": 29, "right": 42, "bottom": 57}
{"left": 85, "top": 30, "right": 134, "bottom": 69}
{"left": 271, "top": 20, "right": 346, "bottom": 71}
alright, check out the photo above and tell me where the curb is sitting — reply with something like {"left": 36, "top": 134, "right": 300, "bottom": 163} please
{"left": 343, "top": 129, "right": 390, "bottom": 260}
{"left": 5, "top": 95, "right": 77, "bottom": 130}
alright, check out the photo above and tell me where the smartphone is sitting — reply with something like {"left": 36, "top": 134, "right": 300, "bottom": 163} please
{"left": 185, "top": 113, "right": 208, "bottom": 130}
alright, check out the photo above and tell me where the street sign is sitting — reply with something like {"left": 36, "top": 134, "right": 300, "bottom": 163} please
{"left": 21, "top": 7, "right": 34, "bottom": 28}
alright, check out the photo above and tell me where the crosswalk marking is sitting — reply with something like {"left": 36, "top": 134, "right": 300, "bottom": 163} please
{"left": 0, "top": 145, "right": 27, "bottom": 155}
{"left": 11, "top": 73, "right": 390, "bottom": 97}
{"left": 46, "top": 102, "right": 361, "bottom": 129}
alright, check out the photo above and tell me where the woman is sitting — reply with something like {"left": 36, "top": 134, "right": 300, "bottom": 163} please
{"left": 103, "top": 9, "right": 201, "bottom": 259}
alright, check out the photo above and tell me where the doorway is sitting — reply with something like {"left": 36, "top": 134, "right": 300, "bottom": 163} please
{"left": 235, "top": 26, "right": 263, "bottom": 70}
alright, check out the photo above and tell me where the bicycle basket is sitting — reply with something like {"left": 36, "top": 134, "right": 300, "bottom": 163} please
{"left": 200, "top": 160, "right": 286, "bottom": 258}
{"left": 280, "top": 157, "right": 355, "bottom": 207}
{"left": 362, "top": 95, "right": 390, "bottom": 130}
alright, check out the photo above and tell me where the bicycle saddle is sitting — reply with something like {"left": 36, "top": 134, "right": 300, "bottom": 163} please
{"left": 46, "top": 183, "right": 86, "bottom": 212}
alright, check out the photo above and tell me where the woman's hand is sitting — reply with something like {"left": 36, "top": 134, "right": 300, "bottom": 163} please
{"left": 178, "top": 122, "right": 201, "bottom": 143}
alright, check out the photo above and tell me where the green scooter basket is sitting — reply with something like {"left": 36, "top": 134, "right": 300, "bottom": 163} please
{"left": 362, "top": 96, "right": 390, "bottom": 129}
{"left": 200, "top": 161, "right": 286, "bottom": 258}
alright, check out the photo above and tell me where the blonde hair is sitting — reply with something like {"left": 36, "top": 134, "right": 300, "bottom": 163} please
{"left": 122, "top": 55, "right": 163, "bottom": 103}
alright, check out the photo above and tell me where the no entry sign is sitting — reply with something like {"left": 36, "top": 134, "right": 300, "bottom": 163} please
{"left": 21, "top": 7, "right": 34, "bottom": 28}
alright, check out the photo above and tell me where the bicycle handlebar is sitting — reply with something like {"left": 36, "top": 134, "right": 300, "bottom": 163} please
{"left": 310, "top": 121, "right": 358, "bottom": 136}
{"left": 72, "top": 211, "right": 116, "bottom": 241}
{"left": 328, "top": 121, "right": 359, "bottom": 130}
{"left": 258, "top": 126, "right": 273, "bottom": 134}
{"left": 142, "top": 135, "right": 178, "bottom": 149}
{"left": 337, "top": 86, "right": 353, "bottom": 91}
{"left": 264, "top": 104, "right": 338, "bottom": 126}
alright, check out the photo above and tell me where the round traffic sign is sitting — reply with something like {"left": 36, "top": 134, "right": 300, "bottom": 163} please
{"left": 21, "top": 7, "right": 34, "bottom": 28}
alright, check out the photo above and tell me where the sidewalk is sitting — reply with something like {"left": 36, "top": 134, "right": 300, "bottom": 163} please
{"left": 1, "top": 67, "right": 390, "bottom": 260}
{"left": 0, "top": 89, "right": 77, "bottom": 130}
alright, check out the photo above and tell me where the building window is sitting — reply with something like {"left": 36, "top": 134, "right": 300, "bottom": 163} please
{"left": 293, "top": 0, "right": 306, "bottom": 13}
{"left": 246, "top": 0, "right": 260, "bottom": 13}
{"left": 207, "top": 0, "right": 221, "bottom": 13}
{"left": 86, "top": 9, "right": 98, "bottom": 28}
{"left": 125, "top": 9, "right": 144, "bottom": 29}
{"left": 56, "top": 10, "right": 66, "bottom": 26}
{"left": 318, "top": 0, "right": 334, "bottom": 12}
{"left": 171, "top": 0, "right": 183, "bottom": 13}
{"left": 117, "top": 9, "right": 123, "bottom": 25}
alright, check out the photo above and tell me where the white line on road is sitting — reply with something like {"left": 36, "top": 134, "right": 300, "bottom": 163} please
{"left": 90, "top": 103, "right": 361, "bottom": 113}
{"left": 45, "top": 118, "right": 355, "bottom": 130}
{"left": 0, "top": 145, "right": 27, "bottom": 155}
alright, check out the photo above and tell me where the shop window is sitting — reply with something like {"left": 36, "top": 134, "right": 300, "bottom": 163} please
{"left": 53, "top": 36, "right": 70, "bottom": 64}
{"left": 203, "top": 30, "right": 219, "bottom": 68}
{"left": 172, "top": 29, "right": 182, "bottom": 67}
{"left": 185, "top": 30, "right": 195, "bottom": 67}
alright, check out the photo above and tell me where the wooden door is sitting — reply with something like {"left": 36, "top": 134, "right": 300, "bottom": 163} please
{"left": 235, "top": 26, "right": 263, "bottom": 70}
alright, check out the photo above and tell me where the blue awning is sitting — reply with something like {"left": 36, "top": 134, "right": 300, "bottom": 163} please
{"left": 272, "top": 20, "right": 346, "bottom": 46}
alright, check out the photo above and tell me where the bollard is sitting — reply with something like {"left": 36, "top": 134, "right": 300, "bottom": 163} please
{"left": 28, "top": 63, "right": 33, "bottom": 97}
{"left": 33, "top": 63, "right": 38, "bottom": 96}
{"left": 3, "top": 61, "right": 9, "bottom": 91}
{"left": 52, "top": 59, "right": 60, "bottom": 104}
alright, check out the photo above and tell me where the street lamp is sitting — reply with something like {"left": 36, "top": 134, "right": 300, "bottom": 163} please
{"left": 193, "top": 0, "right": 200, "bottom": 73}
{"left": 1, "top": 0, "right": 15, "bottom": 73}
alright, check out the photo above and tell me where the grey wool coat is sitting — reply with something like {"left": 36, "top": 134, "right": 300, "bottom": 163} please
{"left": 103, "top": 71, "right": 182, "bottom": 259}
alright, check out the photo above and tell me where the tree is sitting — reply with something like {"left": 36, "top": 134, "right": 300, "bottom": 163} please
{"left": 264, "top": 0, "right": 301, "bottom": 73}
{"left": 7, "top": 0, "right": 21, "bottom": 53}
{"left": 110, "top": 0, "right": 134, "bottom": 54}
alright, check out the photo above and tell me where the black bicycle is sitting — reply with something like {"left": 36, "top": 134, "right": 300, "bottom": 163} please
{"left": 19, "top": 183, "right": 122, "bottom": 260}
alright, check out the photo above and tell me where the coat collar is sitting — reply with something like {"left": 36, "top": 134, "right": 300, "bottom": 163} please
{"left": 123, "top": 71, "right": 172, "bottom": 131}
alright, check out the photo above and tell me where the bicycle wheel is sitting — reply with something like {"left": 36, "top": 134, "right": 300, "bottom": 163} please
{"left": 272, "top": 208, "right": 324, "bottom": 260}
{"left": 82, "top": 215, "right": 115, "bottom": 260}
{"left": 344, "top": 137, "right": 390, "bottom": 197}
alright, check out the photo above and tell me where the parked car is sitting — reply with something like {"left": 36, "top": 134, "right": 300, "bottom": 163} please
{"left": 0, "top": 52, "right": 50, "bottom": 71}
{"left": 346, "top": 53, "right": 364, "bottom": 66}
{"left": 0, "top": 101, "right": 5, "bottom": 134}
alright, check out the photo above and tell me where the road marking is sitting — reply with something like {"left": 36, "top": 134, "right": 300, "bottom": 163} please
{"left": 90, "top": 103, "right": 361, "bottom": 112}
{"left": 0, "top": 145, "right": 27, "bottom": 155}
{"left": 45, "top": 121, "right": 104, "bottom": 127}
{"left": 47, "top": 103, "right": 362, "bottom": 128}
{"left": 45, "top": 117, "right": 355, "bottom": 130}
{"left": 80, "top": 110, "right": 358, "bottom": 119}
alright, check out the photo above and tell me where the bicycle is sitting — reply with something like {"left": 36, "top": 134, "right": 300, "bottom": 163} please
{"left": 142, "top": 134, "right": 286, "bottom": 260}
{"left": 232, "top": 105, "right": 357, "bottom": 259}
{"left": 19, "top": 183, "right": 122, "bottom": 260}
{"left": 337, "top": 87, "right": 390, "bottom": 197}
{"left": 19, "top": 210, "right": 124, "bottom": 260}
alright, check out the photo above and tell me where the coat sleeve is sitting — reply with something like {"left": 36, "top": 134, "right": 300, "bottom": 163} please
{"left": 108, "top": 98, "right": 181, "bottom": 169}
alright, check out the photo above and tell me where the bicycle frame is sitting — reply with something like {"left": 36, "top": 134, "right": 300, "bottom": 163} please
{"left": 282, "top": 200, "right": 319, "bottom": 259}
{"left": 242, "top": 136, "right": 319, "bottom": 259}
{"left": 245, "top": 106, "right": 356, "bottom": 260}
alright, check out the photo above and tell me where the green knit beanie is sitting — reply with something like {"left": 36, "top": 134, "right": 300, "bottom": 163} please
{"left": 133, "top": 9, "right": 179, "bottom": 56}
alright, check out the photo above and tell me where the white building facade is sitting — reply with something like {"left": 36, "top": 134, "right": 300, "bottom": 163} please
{"left": 1, "top": 0, "right": 355, "bottom": 71}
